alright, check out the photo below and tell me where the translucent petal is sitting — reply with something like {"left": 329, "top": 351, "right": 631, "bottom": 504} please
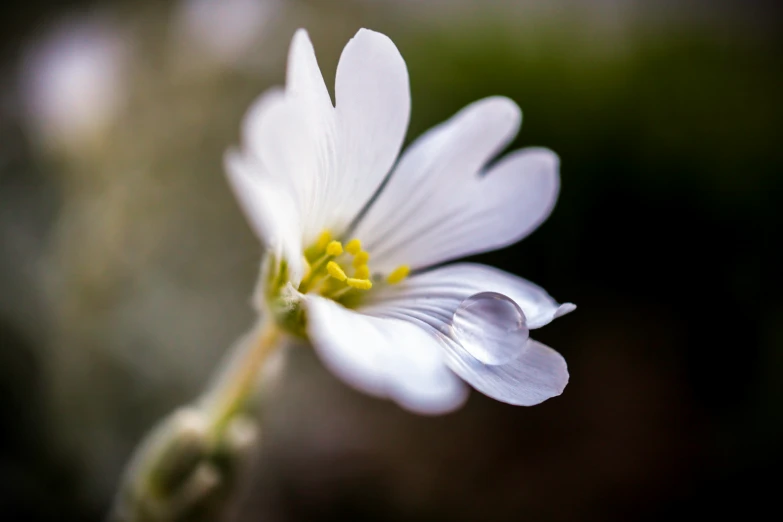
{"left": 364, "top": 263, "right": 574, "bottom": 330}
{"left": 441, "top": 337, "right": 569, "bottom": 406}
{"left": 355, "top": 96, "right": 521, "bottom": 256}
{"left": 359, "top": 264, "right": 572, "bottom": 404}
{"left": 354, "top": 97, "right": 560, "bottom": 272}
{"left": 237, "top": 29, "right": 410, "bottom": 246}
{"left": 286, "top": 29, "right": 333, "bottom": 109}
{"left": 224, "top": 151, "right": 305, "bottom": 283}
{"left": 331, "top": 29, "right": 410, "bottom": 236}
{"left": 305, "top": 295, "right": 468, "bottom": 415}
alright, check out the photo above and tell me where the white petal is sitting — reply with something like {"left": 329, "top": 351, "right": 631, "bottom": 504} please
{"left": 353, "top": 97, "right": 560, "bottom": 272}
{"left": 330, "top": 28, "right": 410, "bottom": 236}
{"left": 284, "top": 30, "right": 338, "bottom": 242}
{"left": 240, "top": 30, "right": 336, "bottom": 246}
{"left": 224, "top": 150, "right": 305, "bottom": 283}
{"left": 363, "top": 263, "right": 575, "bottom": 330}
{"left": 355, "top": 96, "right": 520, "bottom": 248}
{"left": 239, "top": 29, "right": 411, "bottom": 246}
{"left": 241, "top": 86, "right": 285, "bottom": 155}
{"left": 441, "top": 337, "right": 569, "bottom": 406}
{"left": 305, "top": 295, "right": 467, "bottom": 415}
{"left": 360, "top": 263, "right": 572, "bottom": 406}
{"left": 241, "top": 87, "right": 304, "bottom": 199}
{"left": 286, "top": 29, "right": 333, "bottom": 109}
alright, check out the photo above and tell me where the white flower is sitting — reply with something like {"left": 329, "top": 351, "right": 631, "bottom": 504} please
{"left": 225, "top": 28, "right": 575, "bottom": 414}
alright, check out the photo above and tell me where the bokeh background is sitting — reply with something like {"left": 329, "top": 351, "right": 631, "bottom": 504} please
{"left": 1, "top": 0, "right": 781, "bottom": 520}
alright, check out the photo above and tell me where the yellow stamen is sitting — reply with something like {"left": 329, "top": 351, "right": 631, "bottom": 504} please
{"left": 353, "top": 265, "right": 370, "bottom": 279}
{"left": 352, "top": 251, "right": 370, "bottom": 267}
{"left": 326, "top": 240, "right": 343, "bottom": 256}
{"left": 345, "top": 239, "right": 362, "bottom": 255}
{"left": 298, "top": 230, "right": 383, "bottom": 297}
{"left": 346, "top": 278, "right": 373, "bottom": 290}
{"left": 386, "top": 265, "right": 410, "bottom": 284}
{"left": 326, "top": 261, "right": 347, "bottom": 282}
{"left": 325, "top": 284, "right": 354, "bottom": 300}
{"left": 301, "top": 256, "right": 312, "bottom": 277}
{"left": 316, "top": 230, "right": 332, "bottom": 251}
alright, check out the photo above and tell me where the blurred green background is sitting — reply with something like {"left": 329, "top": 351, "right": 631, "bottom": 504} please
{"left": 1, "top": 0, "right": 781, "bottom": 520}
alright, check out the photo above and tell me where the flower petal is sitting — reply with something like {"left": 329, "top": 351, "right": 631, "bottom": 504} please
{"left": 239, "top": 29, "right": 410, "bottom": 246}
{"left": 353, "top": 97, "right": 560, "bottom": 272}
{"left": 363, "top": 262, "right": 575, "bottom": 330}
{"left": 331, "top": 28, "right": 410, "bottom": 237}
{"left": 241, "top": 30, "right": 338, "bottom": 245}
{"left": 286, "top": 29, "right": 332, "bottom": 110}
{"left": 305, "top": 295, "right": 468, "bottom": 415}
{"left": 360, "top": 263, "right": 572, "bottom": 406}
{"left": 441, "top": 337, "right": 569, "bottom": 406}
{"left": 224, "top": 150, "right": 305, "bottom": 283}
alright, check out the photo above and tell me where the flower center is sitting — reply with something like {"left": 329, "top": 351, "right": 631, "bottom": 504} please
{"left": 298, "top": 230, "right": 410, "bottom": 302}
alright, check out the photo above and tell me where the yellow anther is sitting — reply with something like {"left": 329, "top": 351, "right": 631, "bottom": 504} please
{"left": 345, "top": 239, "right": 362, "bottom": 255}
{"left": 386, "top": 265, "right": 410, "bottom": 285}
{"left": 353, "top": 265, "right": 370, "bottom": 279}
{"left": 352, "top": 251, "right": 370, "bottom": 267}
{"left": 346, "top": 278, "right": 373, "bottom": 290}
{"left": 326, "top": 261, "right": 347, "bottom": 281}
{"left": 326, "top": 240, "right": 343, "bottom": 256}
{"left": 316, "top": 230, "right": 332, "bottom": 251}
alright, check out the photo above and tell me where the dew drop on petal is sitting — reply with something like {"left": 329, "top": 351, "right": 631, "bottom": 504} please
{"left": 450, "top": 292, "right": 530, "bottom": 366}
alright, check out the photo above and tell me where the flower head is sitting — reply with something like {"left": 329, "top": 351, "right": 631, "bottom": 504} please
{"left": 226, "top": 28, "right": 575, "bottom": 414}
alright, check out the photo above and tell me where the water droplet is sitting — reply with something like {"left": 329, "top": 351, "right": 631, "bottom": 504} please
{"left": 451, "top": 292, "right": 529, "bottom": 365}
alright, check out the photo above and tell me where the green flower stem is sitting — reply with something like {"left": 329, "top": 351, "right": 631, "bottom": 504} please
{"left": 108, "top": 318, "right": 283, "bottom": 522}
{"left": 199, "top": 319, "right": 282, "bottom": 439}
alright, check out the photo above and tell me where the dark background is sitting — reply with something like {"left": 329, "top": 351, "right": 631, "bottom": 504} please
{"left": 1, "top": 0, "right": 781, "bottom": 521}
